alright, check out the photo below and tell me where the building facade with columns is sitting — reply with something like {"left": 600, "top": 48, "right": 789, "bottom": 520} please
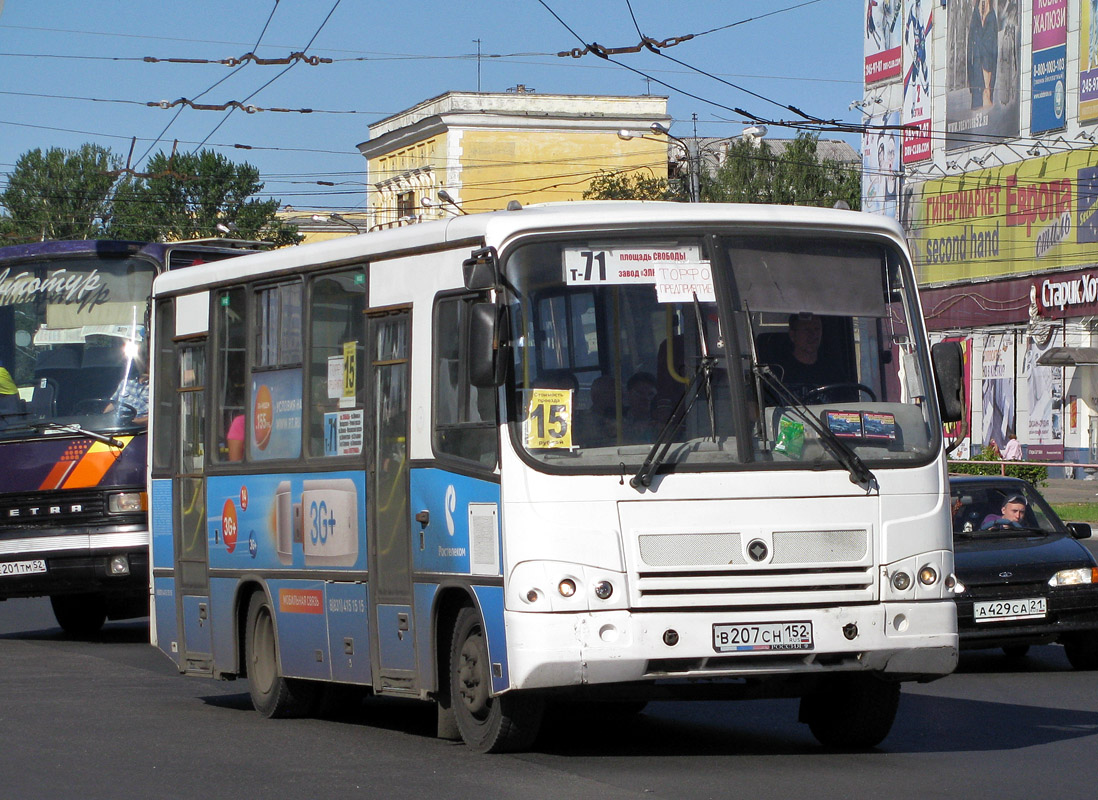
{"left": 357, "top": 92, "right": 671, "bottom": 230}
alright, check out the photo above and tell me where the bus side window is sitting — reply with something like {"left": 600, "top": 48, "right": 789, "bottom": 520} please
{"left": 308, "top": 268, "right": 366, "bottom": 458}
{"left": 434, "top": 294, "right": 498, "bottom": 467}
{"left": 215, "top": 287, "right": 247, "bottom": 463}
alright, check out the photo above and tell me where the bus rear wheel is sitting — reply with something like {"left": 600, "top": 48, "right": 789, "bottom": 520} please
{"left": 799, "top": 674, "right": 900, "bottom": 750}
{"left": 245, "top": 592, "right": 317, "bottom": 718}
{"left": 50, "top": 593, "right": 107, "bottom": 637}
{"left": 450, "top": 607, "right": 543, "bottom": 753}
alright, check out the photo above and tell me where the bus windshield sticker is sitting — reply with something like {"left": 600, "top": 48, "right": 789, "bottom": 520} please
{"left": 524, "top": 388, "right": 573, "bottom": 449}
{"left": 327, "top": 355, "right": 344, "bottom": 399}
{"left": 825, "top": 410, "right": 864, "bottom": 438}
{"left": 863, "top": 411, "right": 898, "bottom": 439}
{"left": 323, "top": 409, "right": 364, "bottom": 457}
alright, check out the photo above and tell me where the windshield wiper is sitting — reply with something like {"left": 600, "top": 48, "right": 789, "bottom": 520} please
{"left": 30, "top": 421, "right": 126, "bottom": 449}
{"left": 631, "top": 355, "right": 716, "bottom": 490}
{"left": 631, "top": 294, "right": 717, "bottom": 491}
{"left": 753, "top": 364, "right": 878, "bottom": 493}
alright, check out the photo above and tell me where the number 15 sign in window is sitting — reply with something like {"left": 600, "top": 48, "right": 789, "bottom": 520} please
{"left": 524, "top": 388, "right": 573, "bottom": 450}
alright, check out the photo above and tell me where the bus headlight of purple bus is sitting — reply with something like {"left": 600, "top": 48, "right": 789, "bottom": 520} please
{"left": 108, "top": 491, "right": 147, "bottom": 514}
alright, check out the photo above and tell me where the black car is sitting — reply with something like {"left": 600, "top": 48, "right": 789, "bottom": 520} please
{"left": 950, "top": 475, "right": 1098, "bottom": 669}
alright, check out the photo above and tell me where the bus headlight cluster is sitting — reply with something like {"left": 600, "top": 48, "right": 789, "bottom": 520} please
{"left": 108, "top": 491, "right": 147, "bottom": 513}
{"left": 884, "top": 551, "right": 954, "bottom": 600}
{"left": 510, "top": 561, "right": 625, "bottom": 611}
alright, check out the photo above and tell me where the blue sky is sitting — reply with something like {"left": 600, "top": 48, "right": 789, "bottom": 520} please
{"left": 0, "top": 0, "right": 862, "bottom": 213}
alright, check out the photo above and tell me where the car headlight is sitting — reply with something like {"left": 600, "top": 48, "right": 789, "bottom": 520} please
{"left": 1049, "top": 567, "right": 1098, "bottom": 587}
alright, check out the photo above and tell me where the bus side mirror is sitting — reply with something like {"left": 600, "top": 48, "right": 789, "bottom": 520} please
{"left": 463, "top": 247, "right": 499, "bottom": 292}
{"left": 468, "top": 302, "right": 507, "bottom": 388}
{"left": 931, "top": 341, "right": 964, "bottom": 424}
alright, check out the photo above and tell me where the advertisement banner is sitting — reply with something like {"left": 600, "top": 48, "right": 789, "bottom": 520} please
{"left": 865, "top": 0, "right": 902, "bottom": 84}
{"left": 902, "top": 0, "right": 933, "bottom": 163}
{"left": 1081, "top": 0, "right": 1098, "bottom": 122}
{"left": 909, "top": 148, "right": 1098, "bottom": 284}
{"left": 945, "top": 0, "right": 1021, "bottom": 150}
{"left": 1023, "top": 325, "right": 1063, "bottom": 451}
{"left": 1031, "top": 0, "right": 1067, "bottom": 134}
{"left": 981, "top": 332, "right": 1015, "bottom": 452}
{"left": 863, "top": 110, "right": 900, "bottom": 218}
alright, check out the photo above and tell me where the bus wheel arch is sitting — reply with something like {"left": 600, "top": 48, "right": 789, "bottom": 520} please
{"left": 243, "top": 589, "right": 317, "bottom": 718}
{"left": 432, "top": 587, "right": 475, "bottom": 740}
{"left": 799, "top": 673, "right": 900, "bottom": 750}
{"left": 448, "top": 605, "right": 544, "bottom": 753}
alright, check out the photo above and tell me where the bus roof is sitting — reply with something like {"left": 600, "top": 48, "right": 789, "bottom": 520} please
{"left": 0, "top": 238, "right": 259, "bottom": 264}
{"left": 152, "top": 202, "right": 909, "bottom": 297}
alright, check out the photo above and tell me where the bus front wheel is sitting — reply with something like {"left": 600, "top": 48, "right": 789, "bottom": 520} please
{"left": 50, "top": 593, "right": 107, "bottom": 637}
{"left": 450, "top": 607, "right": 544, "bottom": 753}
{"left": 245, "top": 592, "right": 317, "bottom": 718}
{"left": 799, "top": 674, "right": 900, "bottom": 749}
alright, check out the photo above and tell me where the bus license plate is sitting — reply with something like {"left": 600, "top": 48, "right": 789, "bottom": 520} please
{"left": 713, "top": 621, "right": 813, "bottom": 653}
{"left": 0, "top": 559, "right": 47, "bottom": 577}
{"left": 974, "top": 597, "right": 1047, "bottom": 622}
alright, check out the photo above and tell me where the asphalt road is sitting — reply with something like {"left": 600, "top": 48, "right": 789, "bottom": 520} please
{"left": 2, "top": 597, "right": 1098, "bottom": 799}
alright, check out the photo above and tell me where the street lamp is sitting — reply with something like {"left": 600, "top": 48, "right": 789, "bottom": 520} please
{"left": 618, "top": 124, "right": 701, "bottom": 202}
{"left": 311, "top": 212, "right": 361, "bottom": 234}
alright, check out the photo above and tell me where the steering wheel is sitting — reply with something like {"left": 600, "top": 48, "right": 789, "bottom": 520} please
{"left": 73, "top": 398, "right": 110, "bottom": 414}
{"left": 803, "top": 383, "right": 876, "bottom": 403}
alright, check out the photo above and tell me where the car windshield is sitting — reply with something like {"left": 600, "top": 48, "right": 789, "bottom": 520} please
{"left": 950, "top": 481, "right": 1063, "bottom": 535}
{"left": 503, "top": 230, "right": 939, "bottom": 475}
{"left": 0, "top": 254, "right": 152, "bottom": 439}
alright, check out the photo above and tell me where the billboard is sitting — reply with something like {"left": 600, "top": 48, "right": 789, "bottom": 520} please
{"left": 865, "top": 0, "right": 902, "bottom": 84}
{"left": 1031, "top": 0, "right": 1067, "bottom": 134}
{"left": 909, "top": 147, "right": 1098, "bottom": 284}
{"left": 1082, "top": 0, "right": 1098, "bottom": 122}
{"left": 863, "top": 109, "right": 901, "bottom": 218}
{"left": 945, "top": 0, "right": 1021, "bottom": 150}
{"left": 902, "top": 0, "right": 933, "bottom": 163}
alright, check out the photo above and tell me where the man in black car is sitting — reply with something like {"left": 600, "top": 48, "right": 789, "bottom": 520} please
{"left": 981, "top": 494, "right": 1027, "bottom": 529}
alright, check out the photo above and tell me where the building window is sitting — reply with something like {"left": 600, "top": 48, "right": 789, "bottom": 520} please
{"left": 397, "top": 191, "right": 415, "bottom": 218}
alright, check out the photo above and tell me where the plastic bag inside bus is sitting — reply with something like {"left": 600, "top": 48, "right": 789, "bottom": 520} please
{"left": 503, "top": 231, "right": 938, "bottom": 476}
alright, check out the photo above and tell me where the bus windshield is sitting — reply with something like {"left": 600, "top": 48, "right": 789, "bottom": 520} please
{"left": 504, "top": 231, "right": 938, "bottom": 475}
{"left": 0, "top": 254, "right": 153, "bottom": 438}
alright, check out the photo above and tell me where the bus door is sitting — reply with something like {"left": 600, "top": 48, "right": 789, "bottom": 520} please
{"left": 367, "top": 309, "right": 415, "bottom": 690}
{"left": 174, "top": 340, "right": 213, "bottom": 672}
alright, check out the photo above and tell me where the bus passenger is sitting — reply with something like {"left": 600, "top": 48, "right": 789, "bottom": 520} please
{"left": 623, "top": 371, "right": 657, "bottom": 443}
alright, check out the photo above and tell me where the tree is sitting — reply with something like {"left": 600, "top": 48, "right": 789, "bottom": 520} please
{"left": 702, "top": 134, "right": 861, "bottom": 209}
{"left": 0, "top": 144, "right": 119, "bottom": 243}
{"left": 109, "top": 149, "right": 301, "bottom": 246}
{"left": 584, "top": 133, "right": 861, "bottom": 210}
{"left": 583, "top": 169, "right": 683, "bottom": 202}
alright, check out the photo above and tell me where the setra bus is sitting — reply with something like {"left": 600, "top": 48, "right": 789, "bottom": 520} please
{"left": 148, "top": 202, "right": 963, "bottom": 752}
{"left": 0, "top": 238, "right": 255, "bottom": 635}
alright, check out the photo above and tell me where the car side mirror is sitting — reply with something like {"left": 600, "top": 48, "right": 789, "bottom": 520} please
{"left": 931, "top": 341, "right": 964, "bottom": 423}
{"left": 1067, "top": 522, "right": 1092, "bottom": 540}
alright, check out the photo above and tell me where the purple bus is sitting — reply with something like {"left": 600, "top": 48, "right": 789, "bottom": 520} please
{"left": 0, "top": 239, "right": 254, "bottom": 635}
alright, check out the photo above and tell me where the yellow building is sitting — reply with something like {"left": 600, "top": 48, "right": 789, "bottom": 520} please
{"left": 358, "top": 91, "right": 671, "bottom": 230}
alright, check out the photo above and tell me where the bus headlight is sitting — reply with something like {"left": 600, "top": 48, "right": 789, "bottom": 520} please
{"left": 917, "top": 565, "right": 939, "bottom": 586}
{"left": 558, "top": 579, "right": 577, "bottom": 597}
{"left": 109, "top": 555, "right": 131, "bottom": 576}
{"left": 593, "top": 580, "right": 613, "bottom": 600}
{"left": 108, "top": 491, "right": 147, "bottom": 513}
{"left": 891, "top": 571, "right": 912, "bottom": 591}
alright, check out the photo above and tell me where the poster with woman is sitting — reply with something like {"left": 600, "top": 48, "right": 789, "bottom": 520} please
{"left": 1023, "top": 326, "right": 1063, "bottom": 456}
{"left": 946, "top": 0, "right": 1020, "bottom": 150}
{"left": 862, "top": 110, "right": 900, "bottom": 218}
{"left": 981, "top": 332, "right": 1015, "bottom": 453}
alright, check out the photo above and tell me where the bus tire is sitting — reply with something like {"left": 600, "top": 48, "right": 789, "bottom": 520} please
{"left": 450, "top": 607, "right": 543, "bottom": 753}
{"left": 800, "top": 674, "right": 899, "bottom": 750}
{"left": 50, "top": 593, "right": 107, "bottom": 637}
{"left": 245, "top": 592, "right": 317, "bottom": 718}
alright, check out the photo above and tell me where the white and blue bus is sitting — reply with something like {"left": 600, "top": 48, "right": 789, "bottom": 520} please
{"left": 148, "top": 202, "right": 963, "bottom": 752}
